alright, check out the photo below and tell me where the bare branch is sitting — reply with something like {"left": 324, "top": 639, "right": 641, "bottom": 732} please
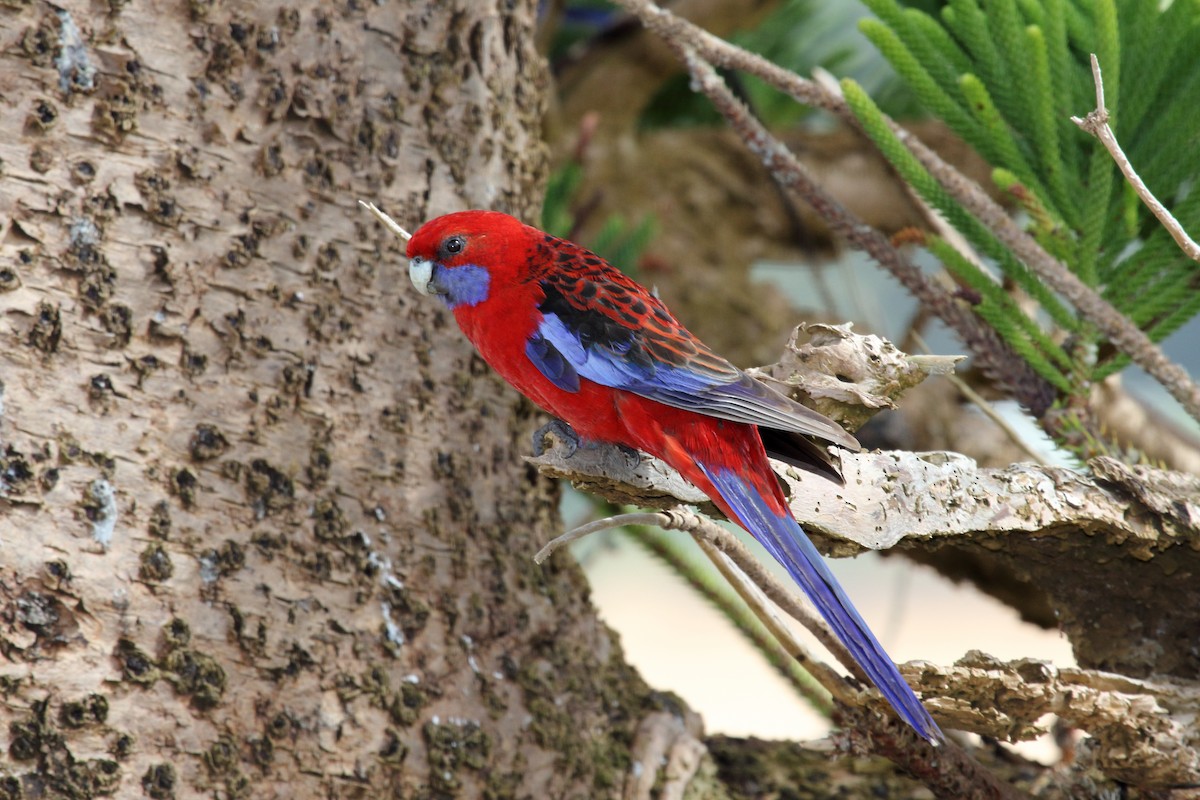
{"left": 693, "top": 538, "right": 852, "bottom": 702}
{"left": 1072, "top": 55, "right": 1200, "bottom": 263}
{"left": 534, "top": 497, "right": 1033, "bottom": 799}
{"left": 531, "top": 444, "right": 1198, "bottom": 554}
{"left": 915, "top": 652, "right": 1200, "bottom": 789}
{"left": 531, "top": 441, "right": 1200, "bottom": 790}
{"left": 526, "top": 321, "right": 1200, "bottom": 791}
{"left": 610, "top": 0, "right": 1200, "bottom": 428}
{"left": 531, "top": 323, "right": 1198, "bottom": 555}
{"left": 672, "top": 46, "right": 1057, "bottom": 418}
{"left": 531, "top": 428, "right": 1200, "bottom": 690}
{"left": 533, "top": 512, "right": 667, "bottom": 563}
{"left": 889, "top": 123, "right": 1200, "bottom": 428}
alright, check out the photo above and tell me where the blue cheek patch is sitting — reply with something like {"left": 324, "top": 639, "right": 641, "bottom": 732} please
{"left": 437, "top": 264, "right": 491, "bottom": 309}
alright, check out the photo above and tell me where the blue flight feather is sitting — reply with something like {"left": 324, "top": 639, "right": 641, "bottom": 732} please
{"left": 526, "top": 331, "right": 580, "bottom": 392}
{"left": 533, "top": 312, "right": 723, "bottom": 394}
{"left": 702, "top": 466, "right": 943, "bottom": 744}
{"left": 528, "top": 311, "right": 860, "bottom": 451}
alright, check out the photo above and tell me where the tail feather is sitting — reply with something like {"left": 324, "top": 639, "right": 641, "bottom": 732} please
{"left": 703, "top": 465, "right": 943, "bottom": 744}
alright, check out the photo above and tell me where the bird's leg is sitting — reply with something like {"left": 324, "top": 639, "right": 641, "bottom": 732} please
{"left": 532, "top": 418, "right": 580, "bottom": 458}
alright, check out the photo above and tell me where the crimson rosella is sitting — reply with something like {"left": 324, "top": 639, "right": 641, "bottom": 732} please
{"left": 394, "top": 208, "right": 941, "bottom": 744}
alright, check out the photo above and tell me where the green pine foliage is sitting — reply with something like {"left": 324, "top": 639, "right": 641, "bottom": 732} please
{"left": 852, "top": 0, "right": 1200, "bottom": 387}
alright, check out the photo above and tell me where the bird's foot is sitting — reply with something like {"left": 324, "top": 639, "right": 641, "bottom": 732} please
{"left": 532, "top": 418, "right": 580, "bottom": 458}
{"left": 531, "top": 419, "right": 642, "bottom": 467}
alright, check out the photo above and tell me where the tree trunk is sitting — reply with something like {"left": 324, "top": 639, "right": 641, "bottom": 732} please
{"left": 0, "top": 2, "right": 658, "bottom": 797}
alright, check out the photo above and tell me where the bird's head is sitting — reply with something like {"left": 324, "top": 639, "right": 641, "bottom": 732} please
{"left": 401, "top": 210, "right": 530, "bottom": 310}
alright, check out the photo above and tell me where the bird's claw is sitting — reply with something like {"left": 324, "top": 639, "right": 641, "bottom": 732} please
{"left": 616, "top": 443, "right": 641, "bottom": 468}
{"left": 532, "top": 419, "right": 580, "bottom": 458}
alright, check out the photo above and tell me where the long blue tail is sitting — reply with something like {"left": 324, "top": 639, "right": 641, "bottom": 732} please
{"left": 704, "top": 466, "right": 943, "bottom": 744}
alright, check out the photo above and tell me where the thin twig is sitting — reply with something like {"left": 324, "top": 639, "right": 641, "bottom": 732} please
{"left": 536, "top": 507, "right": 866, "bottom": 682}
{"left": 630, "top": 525, "right": 835, "bottom": 713}
{"left": 694, "top": 538, "right": 857, "bottom": 705}
{"left": 608, "top": 0, "right": 1054, "bottom": 418}
{"left": 944, "top": 372, "right": 1051, "bottom": 466}
{"left": 1071, "top": 54, "right": 1200, "bottom": 262}
{"left": 891, "top": 146, "right": 1050, "bottom": 466}
{"left": 359, "top": 200, "right": 413, "bottom": 241}
{"left": 536, "top": 507, "right": 1026, "bottom": 798}
{"left": 909, "top": 331, "right": 1052, "bottom": 467}
{"left": 886, "top": 127, "right": 1200, "bottom": 427}
{"left": 533, "top": 512, "right": 667, "bottom": 563}
{"left": 610, "top": 0, "right": 1200, "bottom": 428}
{"left": 678, "top": 46, "right": 1057, "bottom": 417}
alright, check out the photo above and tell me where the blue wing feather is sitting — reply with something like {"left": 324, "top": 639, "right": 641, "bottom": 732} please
{"left": 526, "top": 329, "right": 580, "bottom": 392}
{"left": 521, "top": 236, "right": 858, "bottom": 451}
{"left": 528, "top": 306, "right": 860, "bottom": 451}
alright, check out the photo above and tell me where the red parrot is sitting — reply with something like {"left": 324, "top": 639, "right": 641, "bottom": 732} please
{"left": 398, "top": 208, "right": 941, "bottom": 744}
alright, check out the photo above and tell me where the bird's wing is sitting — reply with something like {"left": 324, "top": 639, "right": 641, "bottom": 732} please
{"left": 524, "top": 253, "right": 859, "bottom": 452}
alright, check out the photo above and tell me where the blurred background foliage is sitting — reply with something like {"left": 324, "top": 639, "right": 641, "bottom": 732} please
{"left": 542, "top": 0, "right": 1200, "bottom": 462}
{"left": 542, "top": 0, "right": 919, "bottom": 268}
{"left": 550, "top": 0, "right": 927, "bottom": 128}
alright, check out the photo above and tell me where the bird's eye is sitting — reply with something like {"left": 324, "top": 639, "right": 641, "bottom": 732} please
{"left": 443, "top": 236, "right": 465, "bottom": 255}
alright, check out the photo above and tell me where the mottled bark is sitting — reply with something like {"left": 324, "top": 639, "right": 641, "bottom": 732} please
{"left": 0, "top": 2, "right": 654, "bottom": 798}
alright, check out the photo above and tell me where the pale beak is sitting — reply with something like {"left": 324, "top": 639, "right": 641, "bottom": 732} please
{"left": 408, "top": 257, "right": 443, "bottom": 295}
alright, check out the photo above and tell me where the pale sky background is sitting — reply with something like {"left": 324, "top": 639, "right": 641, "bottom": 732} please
{"left": 580, "top": 526, "right": 1075, "bottom": 746}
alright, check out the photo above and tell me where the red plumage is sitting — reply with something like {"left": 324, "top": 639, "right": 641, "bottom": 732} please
{"left": 402, "top": 209, "right": 942, "bottom": 743}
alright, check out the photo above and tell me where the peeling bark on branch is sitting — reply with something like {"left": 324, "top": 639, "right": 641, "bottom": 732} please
{"left": 532, "top": 436, "right": 1200, "bottom": 680}
{"left": 532, "top": 443, "right": 1200, "bottom": 790}
{"left": 916, "top": 652, "right": 1200, "bottom": 789}
{"left": 531, "top": 443, "right": 1196, "bottom": 556}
